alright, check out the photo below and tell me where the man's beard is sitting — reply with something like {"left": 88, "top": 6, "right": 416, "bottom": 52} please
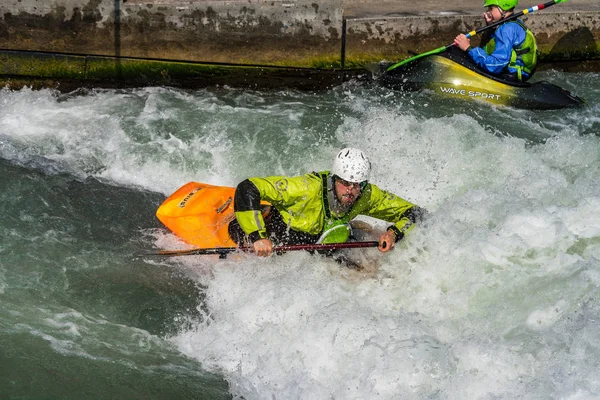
{"left": 328, "top": 176, "right": 353, "bottom": 217}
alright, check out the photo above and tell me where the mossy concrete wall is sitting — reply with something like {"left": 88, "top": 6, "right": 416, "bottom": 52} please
{"left": 0, "top": 0, "right": 599, "bottom": 89}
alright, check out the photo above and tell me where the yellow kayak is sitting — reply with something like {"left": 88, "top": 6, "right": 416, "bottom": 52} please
{"left": 378, "top": 48, "right": 585, "bottom": 110}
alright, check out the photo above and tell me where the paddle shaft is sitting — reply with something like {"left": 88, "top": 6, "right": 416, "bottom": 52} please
{"left": 386, "top": 0, "right": 567, "bottom": 71}
{"left": 140, "top": 240, "right": 381, "bottom": 257}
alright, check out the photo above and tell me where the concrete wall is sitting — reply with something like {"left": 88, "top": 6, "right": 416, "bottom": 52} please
{"left": 0, "top": 0, "right": 345, "bottom": 66}
{"left": 1, "top": 0, "right": 599, "bottom": 89}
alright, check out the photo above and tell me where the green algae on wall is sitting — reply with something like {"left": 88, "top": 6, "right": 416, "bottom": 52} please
{"left": 0, "top": 50, "right": 364, "bottom": 91}
{"left": 0, "top": 52, "right": 87, "bottom": 78}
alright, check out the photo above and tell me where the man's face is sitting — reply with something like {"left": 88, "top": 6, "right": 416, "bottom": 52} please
{"left": 484, "top": 5, "right": 505, "bottom": 22}
{"left": 334, "top": 177, "right": 363, "bottom": 207}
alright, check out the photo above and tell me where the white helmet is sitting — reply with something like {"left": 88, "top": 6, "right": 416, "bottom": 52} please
{"left": 331, "top": 148, "right": 371, "bottom": 183}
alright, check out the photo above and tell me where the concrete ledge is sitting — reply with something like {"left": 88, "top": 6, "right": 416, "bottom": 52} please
{"left": 0, "top": 49, "right": 369, "bottom": 91}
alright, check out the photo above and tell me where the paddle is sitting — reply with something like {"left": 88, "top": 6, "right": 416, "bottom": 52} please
{"left": 386, "top": 0, "right": 568, "bottom": 72}
{"left": 138, "top": 240, "right": 381, "bottom": 258}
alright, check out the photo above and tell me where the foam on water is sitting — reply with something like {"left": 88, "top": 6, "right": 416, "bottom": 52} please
{"left": 2, "top": 84, "right": 600, "bottom": 399}
{"left": 0, "top": 86, "right": 346, "bottom": 194}
{"left": 169, "top": 104, "right": 600, "bottom": 398}
{"left": 0, "top": 87, "right": 236, "bottom": 193}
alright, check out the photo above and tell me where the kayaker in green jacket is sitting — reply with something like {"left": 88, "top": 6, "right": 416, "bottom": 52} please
{"left": 229, "top": 148, "right": 426, "bottom": 257}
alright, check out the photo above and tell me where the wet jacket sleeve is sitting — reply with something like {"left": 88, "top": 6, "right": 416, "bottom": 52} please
{"left": 234, "top": 175, "right": 317, "bottom": 242}
{"left": 233, "top": 179, "right": 266, "bottom": 242}
{"left": 362, "top": 185, "right": 426, "bottom": 242}
{"left": 468, "top": 23, "right": 525, "bottom": 75}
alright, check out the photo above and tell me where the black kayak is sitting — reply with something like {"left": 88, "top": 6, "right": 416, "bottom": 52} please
{"left": 376, "top": 48, "right": 585, "bottom": 110}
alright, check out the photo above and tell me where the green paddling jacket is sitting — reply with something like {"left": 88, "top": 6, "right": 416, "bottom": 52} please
{"left": 233, "top": 171, "right": 423, "bottom": 243}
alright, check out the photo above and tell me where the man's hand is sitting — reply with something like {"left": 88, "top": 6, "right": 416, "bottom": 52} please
{"left": 378, "top": 230, "right": 397, "bottom": 253}
{"left": 454, "top": 34, "right": 471, "bottom": 52}
{"left": 253, "top": 238, "right": 273, "bottom": 257}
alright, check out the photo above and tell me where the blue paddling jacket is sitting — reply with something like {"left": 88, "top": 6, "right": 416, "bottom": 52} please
{"left": 468, "top": 20, "right": 537, "bottom": 81}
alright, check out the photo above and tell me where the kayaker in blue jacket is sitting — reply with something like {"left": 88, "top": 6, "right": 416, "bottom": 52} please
{"left": 454, "top": 0, "right": 538, "bottom": 81}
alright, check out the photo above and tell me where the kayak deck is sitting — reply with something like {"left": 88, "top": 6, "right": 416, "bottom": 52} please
{"left": 377, "top": 48, "right": 585, "bottom": 110}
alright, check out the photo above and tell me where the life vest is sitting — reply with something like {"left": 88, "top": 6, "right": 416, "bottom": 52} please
{"left": 484, "top": 20, "right": 538, "bottom": 81}
{"left": 315, "top": 172, "right": 352, "bottom": 244}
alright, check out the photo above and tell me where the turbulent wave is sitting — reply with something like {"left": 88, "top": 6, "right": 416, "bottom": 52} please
{"left": 1, "top": 74, "right": 599, "bottom": 399}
